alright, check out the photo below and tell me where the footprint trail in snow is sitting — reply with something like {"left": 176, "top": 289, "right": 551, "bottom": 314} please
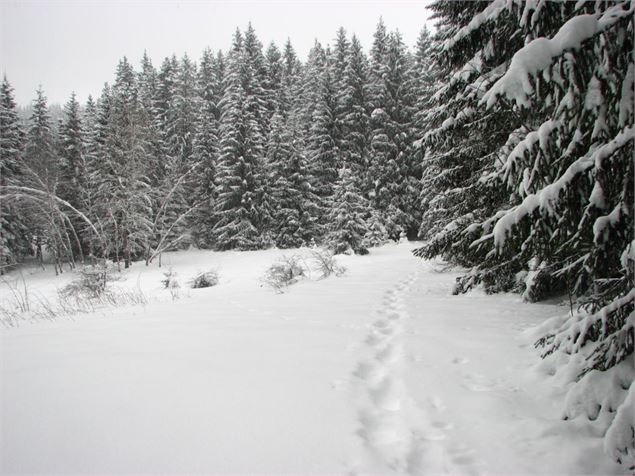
{"left": 350, "top": 270, "right": 479, "bottom": 475}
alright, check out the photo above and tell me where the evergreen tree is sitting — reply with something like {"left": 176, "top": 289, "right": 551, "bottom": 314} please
{"left": 213, "top": 29, "right": 268, "bottom": 250}
{"left": 367, "top": 26, "right": 417, "bottom": 238}
{"left": 267, "top": 111, "right": 317, "bottom": 248}
{"left": 97, "top": 58, "right": 153, "bottom": 267}
{"left": 0, "top": 76, "right": 28, "bottom": 270}
{"left": 137, "top": 51, "right": 164, "bottom": 188}
{"left": 304, "top": 41, "right": 339, "bottom": 233}
{"left": 264, "top": 42, "right": 284, "bottom": 120}
{"left": 58, "top": 92, "right": 87, "bottom": 254}
{"left": 23, "top": 87, "right": 69, "bottom": 267}
{"left": 415, "top": 2, "right": 634, "bottom": 467}
{"left": 280, "top": 39, "right": 303, "bottom": 119}
{"left": 192, "top": 48, "right": 223, "bottom": 247}
{"left": 326, "top": 166, "right": 370, "bottom": 255}
{"left": 339, "top": 35, "right": 371, "bottom": 186}
{"left": 330, "top": 27, "right": 350, "bottom": 166}
{"left": 410, "top": 26, "right": 443, "bottom": 239}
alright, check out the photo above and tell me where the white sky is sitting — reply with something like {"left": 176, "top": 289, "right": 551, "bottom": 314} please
{"left": 1, "top": 0, "right": 433, "bottom": 106}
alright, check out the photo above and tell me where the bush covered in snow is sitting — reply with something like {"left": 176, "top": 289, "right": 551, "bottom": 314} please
{"left": 189, "top": 270, "right": 219, "bottom": 289}
{"left": 261, "top": 255, "right": 306, "bottom": 293}
{"left": 308, "top": 249, "right": 346, "bottom": 279}
{"left": 60, "top": 263, "right": 120, "bottom": 300}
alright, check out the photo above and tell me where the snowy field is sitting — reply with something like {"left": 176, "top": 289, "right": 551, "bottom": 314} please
{"left": 0, "top": 243, "right": 625, "bottom": 475}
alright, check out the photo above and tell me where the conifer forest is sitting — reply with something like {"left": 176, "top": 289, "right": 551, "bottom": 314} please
{"left": 0, "top": 1, "right": 633, "bottom": 473}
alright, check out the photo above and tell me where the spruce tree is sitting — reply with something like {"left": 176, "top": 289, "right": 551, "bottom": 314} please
{"left": 192, "top": 48, "right": 222, "bottom": 247}
{"left": 0, "top": 76, "right": 28, "bottom": 270}
{"left": 367, "top": 26, "right": 416, "bottom": 239}
{"left": 23, "top": 87, "right": 70, "bottom": 267}
{"left": 58, "top": 92, "right": 87, "bottom": 255}
{"left": 415, "top": 2, "right": 634, "bottom": 467}
{"left": 213, "top": 29, "right": 268, "bottom": 250}
{"left": 339, "top": 35, "right": 371, "bottom": 187}
{"left": 326, "top": 166, "right": 370, "bottom": 255}
{"left": 97, "top": 58, "right": 153, "bottom": 267}
{"left": 267, "top": 111, "right": 318, "bottom": 248}
{"left": 305, "top": 42, "right": 339, "bottom": 232}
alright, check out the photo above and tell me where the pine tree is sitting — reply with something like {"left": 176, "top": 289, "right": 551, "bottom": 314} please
{"left": 58, "top": 92, "right": 87, "bottom": 255}
{"left": 415, "top": 1, "right": 634, "bottom": 467}
{"left": 137, "top": 51, "right": 163, "bottom": 188}
{"left": 410, "top": 26, "right": 443, "bottom": 239}
{"left": 192, "top": 48, "right": 223, "bottom": 247}
{"left": 305, "top": 42, "right": 339, "bottom": 233}
{"left": 23, "top": 87, "right": 71, "bottom": 268}
{"left": 267, "top": 111, "right": 318, "bottom": 248}
{"left": 0, "top": 76, "right": 28, "bottom": 270}
{"left": 326, "top": 166, "right": 370, "bottom": 255}
{"left": 264, "top": 42, "right": 284, "bottom": 120}
{"left": 213, "top": 29, "right": 268, "bottom": 250}
{"left": 281, "top": 39, "right": 303, "bottom": 119}
{"left": 367, "top": 26, "right": 416, "bottom": 239}
{"left": 97, "top": 58, "right": 153, "bottom": 267}
{"left": 83, "top": 85, "right": 112, "bottom": 257}
{"left": 339, "top": 35, "right": 371, "bottom": 187}
{"left": 158, "top": 53, "right": 199, "bottom": 251}
{"left": 330, "top": 27, "right": 350, "bottom": 167}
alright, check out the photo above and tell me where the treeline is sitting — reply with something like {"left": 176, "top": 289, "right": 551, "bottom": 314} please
{"left": 0, "top": 20, "right": 434, "bottom": 272}
{"left": 416, "top": 1, "right": 633, "bottom": 468}
{"left": 0, "top": 0, "right": 634, "bottom": 467}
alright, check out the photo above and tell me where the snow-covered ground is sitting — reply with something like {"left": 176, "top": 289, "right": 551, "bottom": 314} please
{"left": 0, "top": 243, "right": 624, "bottom": 475}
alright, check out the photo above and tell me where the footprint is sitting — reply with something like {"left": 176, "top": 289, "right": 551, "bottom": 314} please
{"left": 366, "top": 332, "right": 386, "bottom": 346}
{"left": 448, "top": 445, "right": 478, "bottom": 468}
{"left": 358, "top": 409, "right": 405, "bottom": 447}
{"left": 353, "top": 361, "right": 386, "bottom": 383}
{"left": 369, "top": 377, "right": 401, "bottom": 412}
{"left": 430, "top": 396, "right": 446, "bottom": 412}
{"left": 451, "top": 357, "right": 470, "bottom": 364}
{"left": 375, "top": 342, "right": 400, "bottom": 363}
{"left": 373, "top": 319, "right": 391, "bottom": 329}
{"left": 386, "top": 312, "right": 401, "bottom": 321}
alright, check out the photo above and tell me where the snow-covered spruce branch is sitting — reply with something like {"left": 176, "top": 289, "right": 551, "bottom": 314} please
{"left": 482, "top": 125, "right": 634, "bottom": 250}
{"left": 482, "top": 5, "right": 635, "bottom": 109}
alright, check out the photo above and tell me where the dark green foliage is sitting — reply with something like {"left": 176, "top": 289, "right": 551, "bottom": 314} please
{"left": 414, "top": 1, "right": 634, "bottom": 466}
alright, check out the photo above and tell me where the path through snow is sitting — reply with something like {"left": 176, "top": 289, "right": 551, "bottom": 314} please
{"left": 0, "top": 244, "right": 624, "bottom": 474}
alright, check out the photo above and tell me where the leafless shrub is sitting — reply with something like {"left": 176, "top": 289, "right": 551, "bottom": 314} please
{"left": 161, "top": 267, "right": 181, "bottom": 300}
{"left": 308, "top": 249, "right": 346, "bottom": 279}
{"left": 262, "top": 255, "right": 306, "bottom": 293}
{"left": 1, "top": 273, "right": 31, "bottom": 313}
{"left": 60, "top": 263, "right": 120, "bottom": 300}
{"left": 190, "top": 270, "right": 219, "bottom": 289}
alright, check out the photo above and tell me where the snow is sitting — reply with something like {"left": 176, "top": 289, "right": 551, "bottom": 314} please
{"left": 502, "top": 119, "right": 560, "bottom": 191}
{"left": 491, "top": 125, "right": 635, "bottom": 248}
{"left": 619, "top": 62, "right": 634, "bottom": 127}
{"left": 585, "top": 76, "right": 604, "bottom": 110}
{"left": 443, "top": 0, "right": 507, "bottom": 52}
{"left": 605, "top": 376, "right": 635, "bottom": 466}
{"left": 484, "top": 3, "right": 635, "bottom": 109}
{"left": 0, "top": 244, "right": 627, "bottom": 474}
{"left": 482, "top": 8, "right": 634, "bottom": 109}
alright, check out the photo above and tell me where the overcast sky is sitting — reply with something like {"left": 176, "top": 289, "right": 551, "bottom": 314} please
{"left": 1, "top": 0, "right": 433, "bottom": 106}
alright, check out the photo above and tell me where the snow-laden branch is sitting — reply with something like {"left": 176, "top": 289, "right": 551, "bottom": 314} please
{"left": 443, "top": 0, "right": 507, "bottom": 52}
{"left": 481, "top": 125, "right": 635, "bottom": 249}
{"left": 0, "top": 185, "right": 102, "bottom": 241}
{"left": 482, "top": 4, "right": 635, "bottom": 109}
